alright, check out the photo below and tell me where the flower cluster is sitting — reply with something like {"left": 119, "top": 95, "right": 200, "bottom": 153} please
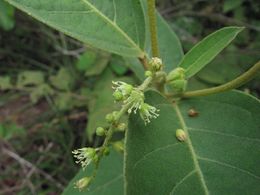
{"left": 72, "top": 147, "right": 98, "bottom": 170}
{"left": 112, "top": 81, "right": 133, "bottom": 101}
{"left": 140, "top": 103, "right": 160, "bottom": 124}
{"left": 112, "top": 81, "right": 159, "bottom": 125}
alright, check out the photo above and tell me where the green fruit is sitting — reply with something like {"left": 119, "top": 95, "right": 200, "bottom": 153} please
{"left": 96, "top": 127, "right": 105, "bottom": 136}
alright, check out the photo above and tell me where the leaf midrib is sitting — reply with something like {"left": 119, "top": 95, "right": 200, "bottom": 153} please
{"left": 173, "top": 103, "right": 210, "bottom": 195}
{"left": 81, "top": 0, "right": 144, "bottom": 56}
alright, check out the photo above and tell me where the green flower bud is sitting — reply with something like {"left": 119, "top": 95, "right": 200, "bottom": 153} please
{"left": 124, "top": 84, "right": 133, "bottom": 96}
{"left": 72, "top": 147, "right": 97, "bottom": 169}
{"left": 117, "top": 123, "right": 127, "bottom": 131}
{"left": 112, "top": 111, "right": 119, "bottom": 119}
{"left": 74, "top": 177, "right": 91, "bottom": 191}
{"left": 113, "top": 91, "right": 124, "bottom": 101}
{"left": 92, "top": 154, "right": 99, "bottom": 163}
{"left": 113, "top": 141, "right": 124, "bottom": 152}
{"left": 145, "top": 70, "right": 153, "bottom": 77}
{"left": 96, "top": 127, "right": 105, "bottom": 136}
{"left": 169, "top": 79, "right": 187, "bottom": 93}
{"left": 103, "top": 147, "right": 110, "bottom": 156}
{"left": 176, "top": 129, "right": 186, "bottom": 142}
{"left": 166, "top": 68, "right": 185, "bottom": 82}
{"left": 149, "top": 57, "right": 163, "bottom": 72}
{"left": 112, "top": 81, "right": 133, "bottom": 97}
{"left": 105, "top": 113, "right": 115, "bottom": 123}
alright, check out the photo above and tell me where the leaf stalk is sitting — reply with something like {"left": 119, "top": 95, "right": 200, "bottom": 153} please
{"left": 182, "top": 61, "right": 260, "bottom": 98}
{"left": 147, "top": 0, "right": 159, "bottom": 57}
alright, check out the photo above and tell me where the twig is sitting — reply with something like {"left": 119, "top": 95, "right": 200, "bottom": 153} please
{"left": 181, "top": 61, "right": 260, "bottom": 98}
{"left": 2, "top": 147, "right": 64, "bottom": 190}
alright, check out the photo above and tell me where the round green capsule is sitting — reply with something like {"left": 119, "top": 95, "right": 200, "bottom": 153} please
{"left": 105, "top": 113, "right": 115, "bottom": 123}
{"left": 117, "top": 123, "right": 127, "bottom": 131}
{"left": 96, "top": 127, "right": 105, "bottom": 136}
{"left": 103, "top": 147, "right": 110, "bottom": 156}
{"left": 113, "top": 91, "right": 124, "bottom": 101}
{"left": 145, "top": 71, "right": 153, "bottom": 77}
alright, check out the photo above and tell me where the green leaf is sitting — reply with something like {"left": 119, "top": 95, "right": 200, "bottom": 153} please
{"left": 76, "top": 51, "right": 97, "bottom": 72}
{"left": 49, "top": 68, "right": 74, "bottom": 91}
{"left": 0, "top": 76, "right": 13, "bottom": 90}
{"left": 5, "top": 0, "right": 145, "bottom": 57}
{"left": 178, "top": 27, "right": 244, "bottom": 78}
{"left": 30, "top": 83, "right": 54, "bottom": 103}
{"left": 156, "top": 14, "right": 184, "bottom": 73}
{"left": 84, "top": 52, "right": 110, "bottom": 77}
{"left": 110, "top": 55, "right": 128, "bottom": 76}
{"left": 62, "top": 149, "right": 123, "bottom": 195}
{"left": 54, "top": 92, "right": 74, "bottom": 111}
{"left": 223, "top": 0, "right": 243, "bottom": 13}
{"left": 0, "top": 1, "right": 15, "bottom": 31}
{"left": 17, "top": 71, "right": 44, "bottom": 87}
{"left": 0, "top": 123, "right": 25, "bottom": 140}
{"left": 125, "top": 90, "right": 260, "bottom": 195}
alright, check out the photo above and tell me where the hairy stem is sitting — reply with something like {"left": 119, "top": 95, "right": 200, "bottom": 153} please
{"left": 147, "top": 0, "right": 159, "bottom": 57}
{"left": 182, "top": 61, "right": 260, "bottom": 98}
{"left": 139, "top": 56, "right": 149, "bottom": 70}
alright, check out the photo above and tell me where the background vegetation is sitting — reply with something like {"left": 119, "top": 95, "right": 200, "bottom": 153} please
{"left": 0, "top": 0, "right": 259, "bottom": 194}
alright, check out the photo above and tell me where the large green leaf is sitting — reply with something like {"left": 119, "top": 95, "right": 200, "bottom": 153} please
{"left": 62, "top": 149, "right": 123, "bottom": 195}
{"left": 178, "top": 27, "right": 243, "bottom": 78}
{"left": 125, "top": 90, "right": 260, "bottom": 195}
{"left": 5, "top": 0, "right": 145, "bottom": 57}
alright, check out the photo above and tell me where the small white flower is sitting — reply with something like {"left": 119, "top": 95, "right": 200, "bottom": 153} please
{"left": 139, "top": 103, "right": 160, "bottom": 124}
{"left": 124, "top": 90, "right": 144, "bottom": 114}
{"left": 72, "top": 147, "right": 97, "bottom": 169}
{"left": 112, "top": 81, "right": 133, "bottom": 97}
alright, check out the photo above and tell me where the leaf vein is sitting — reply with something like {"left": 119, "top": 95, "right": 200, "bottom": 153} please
{"left": 198, "top": 156, "right": 260, "bottom": 179}
{"left": 90, "top": 174, "right": 123, "bottom": 193}
{"left": 188, "top": 127, "right": 260, "bottom": 143}
{"left": 81, "top": 0, "right": 143, "bottom": 56}
{"left": 169, "top": 169, "right": 197, "bottom": 194}
{"left": 174, "top": 104, "right": 210, "bottom": 195}
{"left": 133, "top": 143, "right": 180, "bottom": 170}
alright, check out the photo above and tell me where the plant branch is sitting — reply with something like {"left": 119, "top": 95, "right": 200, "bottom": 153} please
{"left": 182, "top": 61, "right": 260, "bottom": 98}
{"left": 147, "top": 0, "right": 160, "bottom": 57}
{"left": 139, "top": 56, "right": 149, "bottom": 70}
{"left": 90, "top": 76, "right": 154, "bottom": 183}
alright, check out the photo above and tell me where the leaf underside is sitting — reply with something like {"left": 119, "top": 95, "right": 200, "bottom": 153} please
{"left": 5, "top": 0, "right": 145, "bottom": 57}
{"left": 125, "top": 90, "right": 260, "bottom": 195}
